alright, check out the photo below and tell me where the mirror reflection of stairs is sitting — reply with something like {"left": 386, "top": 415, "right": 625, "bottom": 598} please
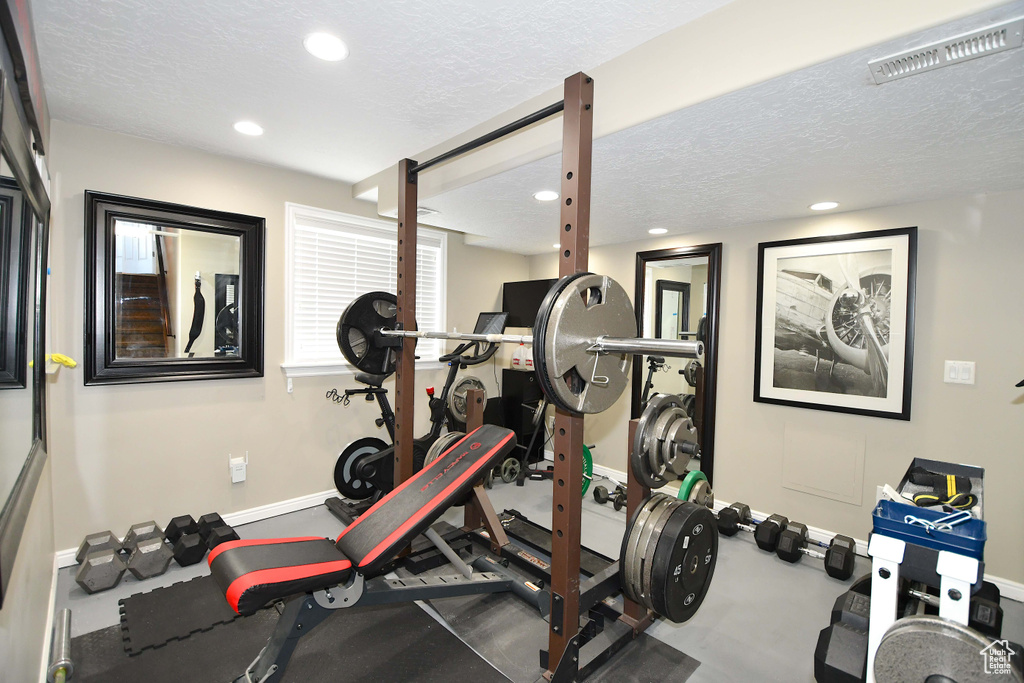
{"left": 115, "top": 273, "right": 171, "bottom": 358}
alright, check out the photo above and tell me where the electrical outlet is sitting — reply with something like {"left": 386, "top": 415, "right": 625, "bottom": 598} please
{"left": 230, "top": 452, "right": 247, "bottom": 483}
{"left": 943, "top": 361, "right": 976, "bottom": 385}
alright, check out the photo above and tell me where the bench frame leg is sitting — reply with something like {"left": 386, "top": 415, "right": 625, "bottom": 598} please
{"left": 235, "top": 594, "right": 332, "bottom": 683}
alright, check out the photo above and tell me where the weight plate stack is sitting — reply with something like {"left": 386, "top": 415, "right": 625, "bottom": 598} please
{"left": 620, "top": 493, "right": 719, "bottom": 624}
{"left": 423, "top": 431, "right": 465, "bottom": 468}
{"left": 632, "top": 394, "right": 700, "bottom": 489}
{"left": 534, "top": 273, "right": 636, "bottom": 415}
{"left": 532, "top": 273, "right": 590, "bottom": 414}
{"left": 337, "top": 291, "right": 416, "bottom": 376}
{"left": 448, "top": 376, "right": 486, "bottom": 424}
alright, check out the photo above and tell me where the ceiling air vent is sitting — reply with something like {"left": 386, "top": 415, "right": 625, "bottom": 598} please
{"left": 868, "top": 17, "right": 1023, "bottom": 84}
{"left": 381, "top": 206, "right": 439, "bottom": 219}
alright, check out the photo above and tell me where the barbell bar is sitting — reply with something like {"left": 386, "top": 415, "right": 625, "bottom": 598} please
{"left": 378, "top": 329, "right": 703, "bottom": 360}
{"left": 338, "top": 273, "right": 703, "bottom": 414}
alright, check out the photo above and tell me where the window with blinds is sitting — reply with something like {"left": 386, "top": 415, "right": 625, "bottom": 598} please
{"left": 284, "top": 204, "right": 446, "bottom": 373}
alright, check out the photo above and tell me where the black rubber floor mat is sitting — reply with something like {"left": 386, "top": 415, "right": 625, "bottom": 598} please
{"left": 118, "top": 575, "right": 248, "bottom": 655}
{"left": 74, "top": 601, "right": 510, "bottom": 683}
{"left": 423, "top": 588, "right": 699, "bottom": 682}
{"left": 588, "top": 632, "right": 700, "bottom": 682}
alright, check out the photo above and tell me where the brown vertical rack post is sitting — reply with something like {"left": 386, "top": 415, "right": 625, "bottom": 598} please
{"left": 545, "top": 71, "right": 594, "bottom": 680}
{"left": 463, "top": 387, "right": 486, "bottom": 531}
{"left": 623, "top": 418, "right": 652, "bottom": 630}
{"left": 394, "top": 158, "right": 419, "bottom": 490}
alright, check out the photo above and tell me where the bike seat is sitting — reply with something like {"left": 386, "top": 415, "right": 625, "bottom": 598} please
{"left": 354, "top": 372, "right": 388, "bottom": 387}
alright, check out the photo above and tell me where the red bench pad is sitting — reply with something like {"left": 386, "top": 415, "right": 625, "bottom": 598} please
{"left": 209, "top": 537, "right": 351, "bottom": 615}
{"left": 209, "top": 425, "right": 515, "bottom": 614}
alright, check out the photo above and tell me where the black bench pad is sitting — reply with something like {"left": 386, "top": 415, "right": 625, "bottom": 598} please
{"left": 209, "top": 425, "right": 515, "bottom": 614}
{"left": 209, "top": 537, "right": 351, "bottom": 615}
{"left": 336, "top": 425, "right": 515, "bottom": 573}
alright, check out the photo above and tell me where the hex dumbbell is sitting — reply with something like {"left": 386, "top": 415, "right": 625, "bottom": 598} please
{"left": 75, "top": 520, "right": 173, "bottom": 593}
{"left": 775, "top": 522, "right": 856, "bottom": 580}
{"left": 123, "top": 521, "right": 173, "bottom": 580}
{"left": 198, "top": 512, "right": 240, "bottom": 550}
{"left": 165, "top": 515, "right": 207, "bottom": 567}
{"left": 715, "top": 503, "right": 856, "bottom": 581}
{"left": 164, "top": 515, "right": 199, "bottom": 544}
{"left": 75, "top": 548, "right": 127, "bottom": 594}
{"left": 593, "top": 484, "right": 627, "bottom": 511}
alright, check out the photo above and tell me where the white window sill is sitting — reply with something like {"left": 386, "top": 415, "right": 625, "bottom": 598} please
{"left": 280, "top": 360, "right": 447, "bottom": 378}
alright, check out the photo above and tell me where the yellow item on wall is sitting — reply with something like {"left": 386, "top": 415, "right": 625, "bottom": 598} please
{"left": 31, "top": 353, "right": 79, "bottom": 369}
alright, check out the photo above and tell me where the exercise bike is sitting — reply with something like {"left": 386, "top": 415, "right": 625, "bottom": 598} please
{"left": 331, "top": 311, "right": 508, "bottom": 502}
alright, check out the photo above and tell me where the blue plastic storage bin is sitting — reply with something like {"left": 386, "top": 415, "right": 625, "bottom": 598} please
{"left": 872, "top": 499, "right": 986, "bottom": 560}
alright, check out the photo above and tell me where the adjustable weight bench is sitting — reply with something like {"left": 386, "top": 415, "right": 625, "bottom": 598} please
{"left": 210, "top": 425, "right": 517, "bottom": 683}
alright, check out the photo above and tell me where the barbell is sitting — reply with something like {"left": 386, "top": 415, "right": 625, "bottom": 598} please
{"left": 337, "top": 273, "right": 703, "bottom": 414}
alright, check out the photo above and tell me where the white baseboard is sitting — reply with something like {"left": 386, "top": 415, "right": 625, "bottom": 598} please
{"left": 54, "top": 488, "right": 337, "bottom": 569}
{"left": 38, "top": 553, "right": 60, "bottom": 683}
{"left": 586, "top": 465, "right": 1024, "bottom": 603}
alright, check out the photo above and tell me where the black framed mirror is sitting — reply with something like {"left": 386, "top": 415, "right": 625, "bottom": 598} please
{"left": 0, "top": 73, "right": 51, "bottom": 609}
{"left": 632, "top": 243, "right": 722, "bottom": 484}
{"left": 84, "top": 192, "right": 265, "bottom": 385}
{"left": 0, "top": 171, "right": 29, "bottom": 388}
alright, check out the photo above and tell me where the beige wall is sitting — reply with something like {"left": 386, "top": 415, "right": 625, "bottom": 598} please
{"left": 0, "top": 459, "right": 55, "bottom": 682}
{"left": 530, "top": 189, "right": 1024, "bottom": 582}
{"left": 47, "top": 121, "right": 527, "bottom": 550}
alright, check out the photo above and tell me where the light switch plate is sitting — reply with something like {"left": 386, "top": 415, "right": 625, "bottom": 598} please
{"left": 944, "top": 360, "right": 975, "bottom": 385}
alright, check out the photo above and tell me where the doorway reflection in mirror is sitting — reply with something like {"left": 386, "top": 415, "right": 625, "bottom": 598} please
{"left": 113, "top": 220, "right": 241, "bottom": 359}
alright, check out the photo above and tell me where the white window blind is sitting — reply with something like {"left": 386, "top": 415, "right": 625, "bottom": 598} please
{"left": 285, "top": 204, "right": 446, "bottom": 373}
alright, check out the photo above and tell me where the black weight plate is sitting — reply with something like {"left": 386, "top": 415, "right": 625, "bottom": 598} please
{"left": 651, "top": 502, "right": 718, "bottom": 623}
{"left": 619, "top": 494, "right": 656, "bottom": 595}
{"left": 679, "top": 394, "right": 697, "bottom": 419}
{"left": 334, "top": 437, "right": 388, "bottom": 499}
{"left": 532, "top": 273, "right": 592, "bottom": 414}
{"left": 337, "top": 291, "right": 413, "bottom": 376}
{"left": 696, "top": 316, "right": 708, "bottom": 345}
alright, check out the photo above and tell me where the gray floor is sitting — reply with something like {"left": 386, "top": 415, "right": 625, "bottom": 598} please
{"left": 55, "top": 476, "right": 1024, "bottom": 681}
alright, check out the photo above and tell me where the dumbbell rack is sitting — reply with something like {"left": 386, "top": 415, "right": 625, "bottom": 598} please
{"left": 864, "top": 460, "right": 986, "bottom": 683}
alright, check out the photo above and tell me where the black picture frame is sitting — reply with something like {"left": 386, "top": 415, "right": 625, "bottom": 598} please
{"left": 84, "top": 191, "right": 265, "bottom": 385}
{"left": 754, "top": 226, "right": 917, "bottom": 420}
{"left": 633, "top": 243, "right": 722, "bottom": 485}
{"left": 0, "top": 175, "right": 29, "bottom": 388}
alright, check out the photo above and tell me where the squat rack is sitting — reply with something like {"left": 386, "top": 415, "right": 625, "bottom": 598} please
{"left": 393, "top": 72, "right": 641, "bottom": 680}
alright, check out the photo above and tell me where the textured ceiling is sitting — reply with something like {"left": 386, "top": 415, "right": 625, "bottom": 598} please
{"left": 30, "top": 0, "right": 732, "bottom": 183}
{"left": 423, "top": 3, "right": 1024, "bottom": 254}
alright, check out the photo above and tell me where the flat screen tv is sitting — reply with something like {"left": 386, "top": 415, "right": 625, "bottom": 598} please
{"left": 502, "top": 279, "right": 557, "bottom": 328}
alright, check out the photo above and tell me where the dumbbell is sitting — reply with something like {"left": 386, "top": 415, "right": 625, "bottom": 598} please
{"left": 715, "top": 503, "right": 856, "bottom": 580}
{"left": 165, "top": 515, "right": 207, "bottom": 567}
{"left": 775, "top": 522, "right": 856, "bottom": 580}
{"left": 717, "top": 504, "right": 787, "bottom": 550}
{"left": 198, "top": 512, "right": 240, "bottom": 550}
{"left": 122, "top": 521, "right": 174, "bottom": 580}
{"left": 75, "top": 520, "right": 173, "bottom": 593}
{"left": 593, "top": 485, "right": 627, "bottom": 511}
{"left": 75, "top": 530, "right": 126, "bottom": 593}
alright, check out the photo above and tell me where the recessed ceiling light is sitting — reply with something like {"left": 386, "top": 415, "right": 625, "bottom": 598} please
{"left": 648, "top": 228, "right": 668, "bottom": 235}
{"left": 304, "top": 32, "right": 349, "bottom": 61}
{"left": 233, "top": 121, "right": 263, "bottom": 136}
{"left": 534, "top": 190, "right": 559, "bottom": 202}
{"left": 552, "top": 243, "right": 561, "bottom": 249}
{"left": 809, "top": 201, "right": 839, "bottom": 211}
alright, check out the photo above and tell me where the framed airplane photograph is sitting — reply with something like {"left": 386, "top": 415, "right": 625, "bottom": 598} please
{"left": 754, "top": 227, "right": 917, "bottom": 420}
